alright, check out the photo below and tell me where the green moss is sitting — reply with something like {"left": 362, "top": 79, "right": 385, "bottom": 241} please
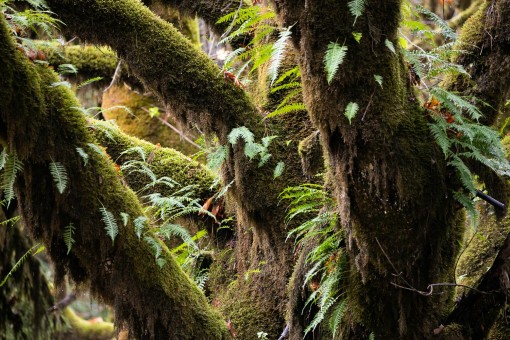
{"left": 102, "top": 84, "right": 199, "bottom": 155}
{"left": 46, "top": 0, "right": 260, "bottom": 139}
{"left": 62, "top": 307, "right": 114, "bottom": 339}
{"left": 0, "top": 16, "right": 229, "bottom": 339}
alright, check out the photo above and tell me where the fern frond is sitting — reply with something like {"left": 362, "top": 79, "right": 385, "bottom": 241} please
{"left": 134, "top": 216, "right": 148, "bottom": 239}
{"left": 49, "top": 161, "right": 68, "bottom": 194}
{"left": 228, "top": 126, "right": 255, "bottom": 145}
{"left": 2, "top": 153, "right": 23, "bottom": 207}
{"left": 120, "top": 212, "right": 129, "bottom": 227}
{"left": 266, "top": 103, "right": 306, "bottom": 119}
{"left": 144, "top": 236, "right": 162, "bottom": 259}
{"left": 159, "top": 223, "right": 198, "bottom": 250}
{"left": 207, "top": 145, "right": 228, "bottom": 172}
{"left": 274, "top": 161, "right": 285, "bottom": 179}
{"left": 99, "top": 206, "right": 118, "bottom": 244}
{"left": 324, "top": 42, "right": 348, "bottom": 84}
{"left": 268, "top": 27, "right": 293, "bottom": 85}
{"left": 0, "top": 244, "right": 45, "bottom": 288}
{"left": 0, "top": 215, "right": 20, "bottom": 227}
{"left": 344, "top": 102, "right": 359, "bottom": 124}
{"left": 416, "top": 5, "right": 457, "bottom": 41}
{"left": 76, "top": 147, "right": 89, "bottom": 166}
{"left": 347, "top": 0, "right": 367, "bottom": 25}
{"left": 77, "top": 76, "right": 103, "bottom": 89}
{"left": 63, "top": 223, "right": 75, "bottom": 255}
{"left": 385, "top": 39, "right": 396, "bottom": 54}
{"left": 330, "top": 299, "right": 347, "bottom": 338}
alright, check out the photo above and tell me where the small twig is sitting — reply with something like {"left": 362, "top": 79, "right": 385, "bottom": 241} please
{"left": 391, "top": 282, "right": 490, "bottom": 296}
{"left": 47, "top": 293, "right": 76, "bottom": 313}
{"left": 361, "top": 91, "right": 375, "bottom": 121}
{"left": 156, "top": 116, "right": 204, "bottom": 151}
{"left": 103, "top": 60, "right": 123, "bottom": 93}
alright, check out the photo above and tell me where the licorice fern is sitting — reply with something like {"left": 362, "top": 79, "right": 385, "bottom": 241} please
{"left": 49, "top": 161, "right": 68, "bottom": 194}
{"left": 99, "top": 206, "right": 118, "bottom": 244}
{"left": 0, "top": 244, "right": 45, "bottom": 288}
{"left": 324, "top": 42, "right": 348, "bottom": 84}
{"left": 282, "top": 184, "right": 347, "bottom": 337}
{"left": 63, "top": 223, "right": 75, "bottom": 255}
{"left": 1, "top": 152, "right": 23, "bottom": 207}
{"left": 347, "top": 0, "right": 368, "bottom": 25}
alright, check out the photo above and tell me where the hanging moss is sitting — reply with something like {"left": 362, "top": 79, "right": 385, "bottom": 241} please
{"left": 0, "top": 16, "right": 229, "bottom": 339}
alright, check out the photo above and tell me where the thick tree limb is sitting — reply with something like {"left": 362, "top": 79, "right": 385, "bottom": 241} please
{"left": 46, "top": 0, "right": 260, "bottom": 139}
{"left": 0, "top": 15, "right": 229, "bottom": 339}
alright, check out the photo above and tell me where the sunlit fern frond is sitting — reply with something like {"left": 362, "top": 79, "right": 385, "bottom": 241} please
{"left": 99, "top": 206, "right": 118, "bottom": 244}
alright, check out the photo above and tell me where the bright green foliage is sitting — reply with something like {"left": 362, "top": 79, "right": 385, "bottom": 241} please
{"left": 268, "top": 27, "right": 293, "bottom": 85}
{"left": 415, "top": 5, "right": 457, "bottom": 41}
{"left": 374, "top": 74, "right": 383, "bottom": 88}
{"left": 324, "top": 42, "right": 348, "bottom": 84}
{"left": 49, "top": 161, "right": 68, "bottom": 194}
{"left": 99, "top": 206, "right": 118, "bottom": 244}
{"left": 344, "top": 102, "right": 359, "bottom": 124}
{"left": 63, "top": 223, "right": 75, "bottom": 255}
{"left": 120, "top": 212, "right": 129, "bottom": 226}
{"left": 281, "top": 184, "right": 346, "bottom": 337}
{"left": 1, "top": 152, "right": 23, "bottom": 207}
{"left": 228, "top": 126, "right": 255, "bottom": 145}
{"left": 347, "top": 0, "right": 367, "bottom": 25}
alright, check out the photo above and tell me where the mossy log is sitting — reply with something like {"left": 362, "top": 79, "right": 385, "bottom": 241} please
{"left": 0, "top": 15, "right": 229, "bottom": 339}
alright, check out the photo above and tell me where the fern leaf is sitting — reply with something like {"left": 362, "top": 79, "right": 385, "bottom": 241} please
{"left": 385, "top": 39, "right": 396, "bottom": 54}
{"left": 347, "top": 0, "right": 367, "bottom": 25}
{"left": 144, "top": 236, "right": 162, "bottom": 259}
{"left": 324, "top": 42, "right": 348, "bottom": 84}
{"left": 2, "top": 153, "right": 23, "bottom": 208}
{"left": 88, "top": 143, "right": 106, "bottom": 157}
{"left": 0, "top": 215, "right": 20, "bottom": 227}
{"left": 49, "top": 161, "right": 68, "bottom": 194}
{"left": 274, "top": 161, "right": 285, "bottom": 179}
{"left": 344, "top": 102, "right": 359, "bottom": 124}
{"left": 374, "top": 74, "right": 383, "bottom": 88}
{"left": 0, "top": 149, "right": 7, "bottom": 171}
{"left": 266, "top": 103, "right": 306, "bottom": 119}
{"left": 159, "top": 223, "right": 198, "bottom": 250}
{"left": 77, "top": 76, "right": 103, "bottom": 89}
{"left": 416, "top": 5, "right": 457, "bottom": 41}
{"left": 0, "top": 244, "right": 44, "bottom": 287}
{"left": 330, "top": 299, "right": 347, "bottom": 338}
{"left": 99, "top": 206, "right": 118, "bottom": 244}
{"left": 120, "top": 212, "right": 129, "bottom": 227}
{"left": 268, "top": 27, "right": 293, "bottom": 85}
{"left": 76, "top": 147, "right": 89, "bottom": 166}
{"left": 207, "top": 145, "right": 228, "bottom": 172}
{"left": 120, "top": 146, "right": 147, "bottom": 162}
{"left": 134, "top": 216, "right": 148, "bottom": 239}
{"left": 228, "top": 126, "right": 255, "bottom": 145}
{"left": 63, "top": 223, "right": 75, "bottom": 255}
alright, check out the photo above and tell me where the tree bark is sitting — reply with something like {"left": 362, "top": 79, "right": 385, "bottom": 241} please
{"left": 0, "top": 15, "right": 229, "bottom": 339}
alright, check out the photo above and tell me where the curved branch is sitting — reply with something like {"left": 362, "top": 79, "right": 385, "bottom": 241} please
{"left": 0, "top": 15, "right": 229, "bottom": 339}
{"left": 46, "top": 0, "right": 261, "bottom": 140}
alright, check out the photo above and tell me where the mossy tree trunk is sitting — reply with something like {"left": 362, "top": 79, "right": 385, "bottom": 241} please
{"left": 0, "top": 15, "right": 229, "bottom": 339}
{"left": 4, "top": 0, "right": 510, "bottom": 338}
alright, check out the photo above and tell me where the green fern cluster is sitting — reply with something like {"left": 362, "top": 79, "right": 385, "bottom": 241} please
{"left": 281, "top": 184, "right": 347, "bottom": 337}
{"left": 399, "top": 4, "right": 510, "bottom": 217}
{"left": 0, "top": 150, "right": 23, "bottom": 208}
{"left": 217, "top": 5, "right": 305, "bottom": 119}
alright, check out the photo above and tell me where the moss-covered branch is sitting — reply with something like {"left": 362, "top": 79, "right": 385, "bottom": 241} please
{"left": 46, "top": 0, "right": 260, "bottom": 139}
{"left": 447, "top": 0, "right": 510, "bottom": 125}
{"left": 148, "top": 0, "right": 243, "bottom": 36}
{"left": 0, "top": 15, "right": 228, "bottom": 339}
{"left": 90, "top": 117, "right": 215, "bottom": 199}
